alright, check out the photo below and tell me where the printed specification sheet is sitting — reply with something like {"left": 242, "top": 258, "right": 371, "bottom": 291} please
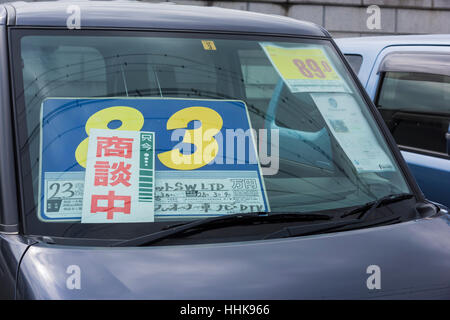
{"left": 155, "top": 171, "right": 267, "bottom": 218}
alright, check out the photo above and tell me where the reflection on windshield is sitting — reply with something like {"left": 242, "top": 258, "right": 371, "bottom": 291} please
{"left": 11, "top": 31, "right": 410, "bottom": 239}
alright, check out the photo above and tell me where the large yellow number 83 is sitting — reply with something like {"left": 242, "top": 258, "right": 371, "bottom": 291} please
{"left": 75, "top": 106, "right": 223, "bottom": 170}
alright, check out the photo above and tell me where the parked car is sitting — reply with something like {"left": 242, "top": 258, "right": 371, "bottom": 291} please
{"left": 1, "top": 1, "right": 449, "bottom": 300}
{"left": 337, "top": 35, "right": 450, "bottom": 208}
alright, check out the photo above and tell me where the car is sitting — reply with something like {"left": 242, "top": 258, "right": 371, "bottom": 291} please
{"left": 337, "top": 35, "right": 450, "bottom": 208}
{"left": 0, "top": 1, "right": 449, "bottom": 300}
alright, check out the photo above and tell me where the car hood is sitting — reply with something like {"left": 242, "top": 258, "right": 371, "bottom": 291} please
{"left": 17, "top": 214, "right": 450, "bottom": 299}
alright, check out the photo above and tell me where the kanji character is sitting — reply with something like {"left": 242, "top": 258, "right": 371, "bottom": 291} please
{"left": 201, "top": 203, "right": 210, "bottom": 212}
{"left": 90, "top": 191, "right": 131, "bottom": 220}
{"left": 96, "top": 136, "right": 133, "bottom": 158}
{"left": 141, "top": 134, "right": 153, "bottom": 142}
{"left": 110, "top": 162, "right": 132, "bottom": 187}
{"left": 141, "top": 142, "right": 153, "bottom": 151}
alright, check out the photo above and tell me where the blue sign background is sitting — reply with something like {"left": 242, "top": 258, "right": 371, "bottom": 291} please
{"left": 40, "top": 98, "right": 267, "bottom": 220}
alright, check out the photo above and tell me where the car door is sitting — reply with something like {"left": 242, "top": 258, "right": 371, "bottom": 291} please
{"left": 369, "top": 47, "right": 450, "bottom": 207}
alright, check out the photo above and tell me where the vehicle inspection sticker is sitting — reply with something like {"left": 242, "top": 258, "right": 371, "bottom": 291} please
{"left": 201, "top": 40, "right": 217, "bottom": 51}
{"left": 260, "top": 43, "right": 350, "bottom": 93}
{"left": 39, "top": 98, "right": 269, "bottom": 222}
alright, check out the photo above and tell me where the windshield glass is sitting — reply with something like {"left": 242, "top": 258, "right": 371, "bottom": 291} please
{"left": 10, "top": 30, "right": 410, "bottom": 241}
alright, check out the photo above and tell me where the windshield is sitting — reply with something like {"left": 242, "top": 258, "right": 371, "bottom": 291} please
{"left": 10, "top": 29, "right": 410, "bottom": 241}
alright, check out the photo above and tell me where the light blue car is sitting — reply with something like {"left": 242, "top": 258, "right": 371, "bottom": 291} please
{"left": 337, "top": 35, "right": 450, "bottom": 208}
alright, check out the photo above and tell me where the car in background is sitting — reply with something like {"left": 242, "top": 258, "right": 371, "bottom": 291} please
{"left": 0, "top": 2, "right": 449, "bottom": 300}
{"left": 337, "top": 35, "right": 450, "bottom": 208}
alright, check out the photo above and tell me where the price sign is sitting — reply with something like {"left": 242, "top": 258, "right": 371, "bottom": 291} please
{"left": 39, "top": 98, "right": 269, "bottom": 222}
{"left": 261, "top": 43, "right": 349, "bottom": 93}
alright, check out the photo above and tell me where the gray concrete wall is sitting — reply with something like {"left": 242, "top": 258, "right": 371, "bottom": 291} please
{"left": 1, "top": 0, "right": 450, "bottom": 37}
{"left": 142, "top": 0, "right": 450, "bottom": 37}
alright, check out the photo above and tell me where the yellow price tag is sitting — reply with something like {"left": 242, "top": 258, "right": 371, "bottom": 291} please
{"left": 263, "top": 46, "right": 340, "bottom": 81}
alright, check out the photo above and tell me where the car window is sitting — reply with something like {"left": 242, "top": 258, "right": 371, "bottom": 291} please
{"left": 239, "top": 50, "right": 325, "bottom": 132}
{"left": 377, "top": 71, "right": 450, "bottom": 155}
{"left": 344, "top": 54, "right": 363, "bottom": 75}
{"left": 11, "top": 30, "right": 410, "bottom": 241}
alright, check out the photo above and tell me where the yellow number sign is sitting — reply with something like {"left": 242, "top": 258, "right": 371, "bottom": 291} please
{"left": 262, "top": 46, "right": 340, "bottom": 81}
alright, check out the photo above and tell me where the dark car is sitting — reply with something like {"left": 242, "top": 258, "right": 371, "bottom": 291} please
{"left": 0, "top": 1, "right": 449, "bottom": 300}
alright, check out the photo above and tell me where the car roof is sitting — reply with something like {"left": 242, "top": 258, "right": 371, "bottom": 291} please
{"left": 0, "top": 1, "right": 329, "bottom": 37}
{"left": 336, "top": 34, "right": 450, "bottom": 92}
{"left": 336, "top": 34, "right": 450, "bottom": 53}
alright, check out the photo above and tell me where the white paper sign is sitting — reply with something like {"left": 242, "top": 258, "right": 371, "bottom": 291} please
{"left": 154, "top": 170, "right": 267, "bottom": 218}
{"left": 311, "top": 93, "right": 395, "bottom": 173}
{"left": 81, "top": 129, "right": 155, "bottom": 223}
{"left": 43, "top": 172, "right": 84, "bottom": 221}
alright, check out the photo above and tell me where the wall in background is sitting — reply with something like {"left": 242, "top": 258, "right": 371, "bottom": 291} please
{"left": 140, "top": 0, "right": 450, "bottom": 38}
{"left": 1, "top": 0, "right": 450, "bottom": 37}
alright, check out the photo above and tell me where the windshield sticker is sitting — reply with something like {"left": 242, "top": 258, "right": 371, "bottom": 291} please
{"left": 260, "top": 43, "right": 349, "bottom": 93}
{"left": 39, "top": 98, "right": 269, "bottom": 222}
{"left": 81, "top": 129, "right": 155, "bottom": 223}
{"left": 201, "top": 40, "right": 217, "bottom": 51}
{"left": 310, "top": 92, "right": 395, "bottom": 173}
{"left": 43, "top": 172, "right": 84, "bottom": 221}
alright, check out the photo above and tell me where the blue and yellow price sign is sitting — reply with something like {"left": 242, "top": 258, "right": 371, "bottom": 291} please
{"left": 39, "top": 98, "right": 269, "bottom": 221}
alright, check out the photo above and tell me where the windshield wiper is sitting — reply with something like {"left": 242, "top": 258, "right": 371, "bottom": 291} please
{"left": 340, "top": 193, "right": 414, "bottom": 219}
{"left": 111, "top": 212, "right": 332, "bottom": 247}
{"left": 112, "top": 194, "right": 415, "bottom": 246}
{"left": 263, "top": 193, "right": 415, "bottom": 240}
